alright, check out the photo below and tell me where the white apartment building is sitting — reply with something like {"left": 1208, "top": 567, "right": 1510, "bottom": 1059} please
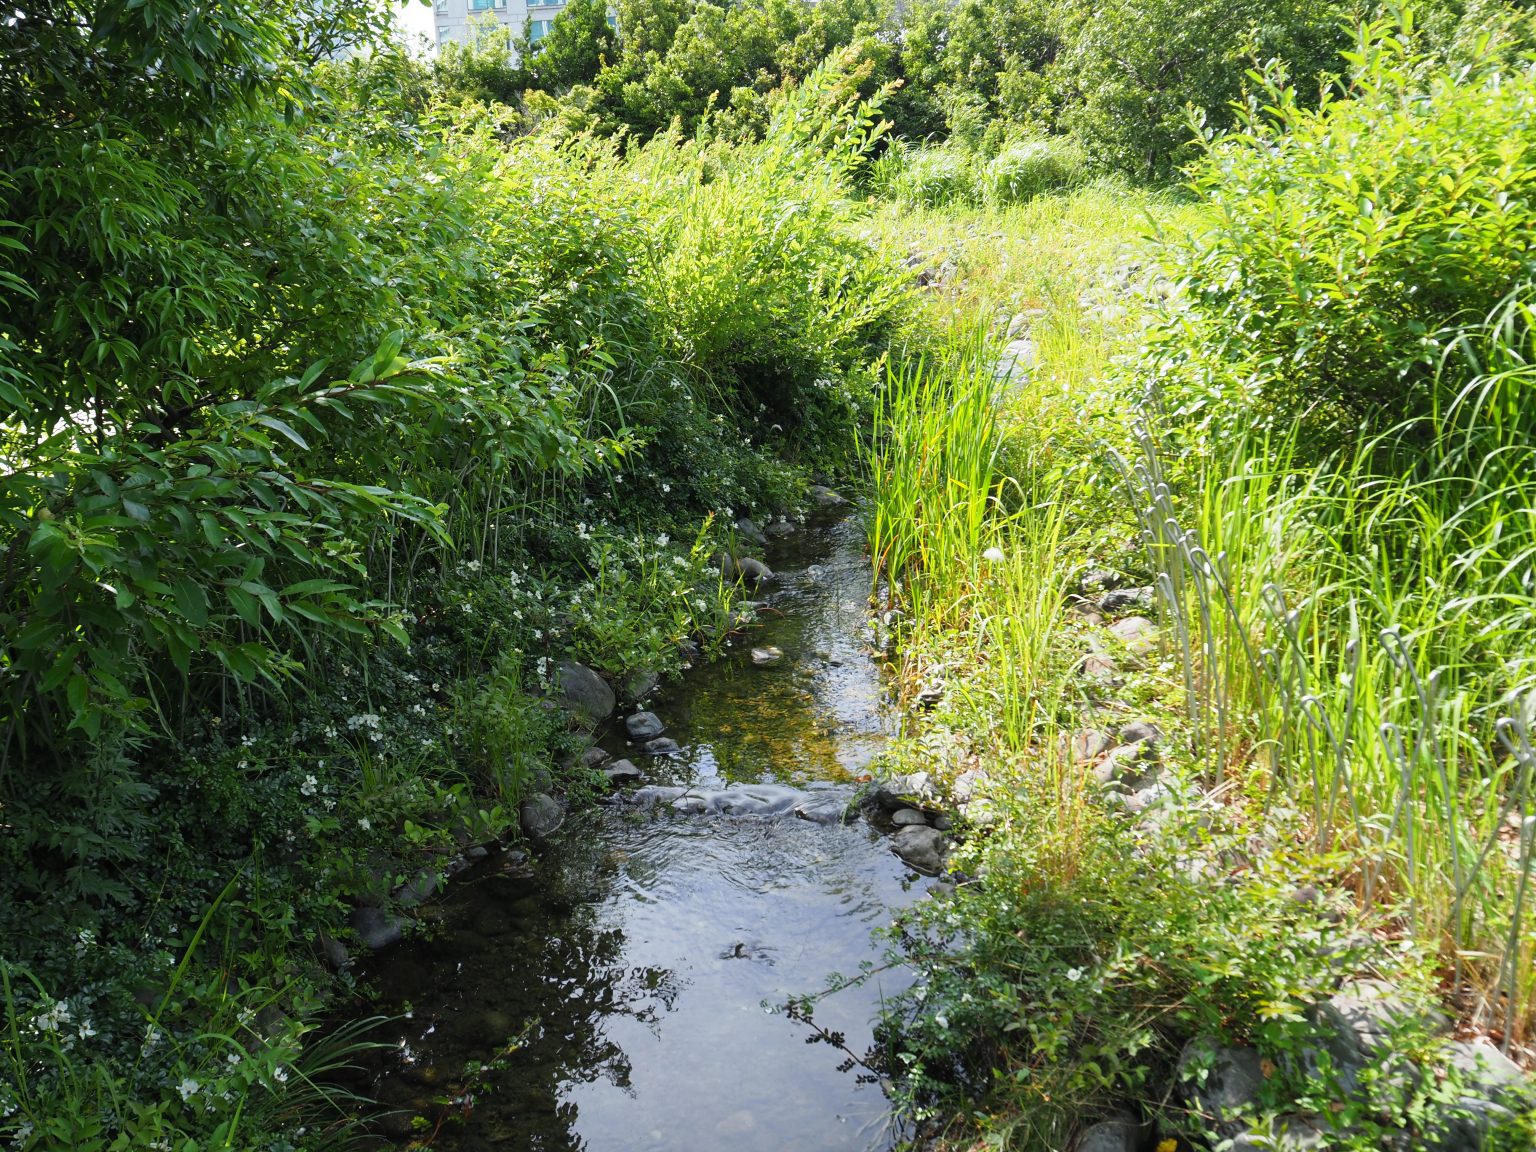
{"left": 431, "top": 0, "right": 570, "bottom": 51}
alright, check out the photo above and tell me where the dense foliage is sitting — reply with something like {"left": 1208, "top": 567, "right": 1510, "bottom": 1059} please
{"left": 436, "top": 0, "right": 1362, "bottom": 180}
{"left": 7, "top": 0, "right": 1536, "bottom": 1147}
{"left": 0, "top": 3, "right": 913, "bottom": 1146}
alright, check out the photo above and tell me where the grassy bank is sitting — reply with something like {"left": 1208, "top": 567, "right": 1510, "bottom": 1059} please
{"left": 862, "top": 21, "right": 1536, "bottom": 1152}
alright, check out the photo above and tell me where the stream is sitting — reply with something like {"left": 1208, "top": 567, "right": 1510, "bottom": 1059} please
{"left": 361, "top": 514, "right": 925, "bottom": 1152}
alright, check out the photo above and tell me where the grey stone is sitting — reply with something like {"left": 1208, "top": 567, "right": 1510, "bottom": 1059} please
{"left": 914, "top": 682, "right": 944, "bottom": 708}
{"left": 1420, "top": 1093, "right": 1519, "bottom": 1152}
{"left": 734, "top": 517, "right": 769, "bottom": 546}
{"left": 1178, "top": 1037, "right": 1265, "bottom": 1124}
{"left": 518, "top": 792, "right": 565, "bottom": 840}
{"left": 349, "top": 905, "right": 405, "bottom": 951}
{"left": 1307, "top": 980, "right": 1445, "bottom": 1075}
{"left": 396, "top": 869, "right": 439, "bottom": 908}
{"left": 765, "top": 518, "right": 796, "bottom": 537}
{"left": 808, "top": 484, "right": 848, "bottom": 506}
{"left": 793, "top": 794, "right": 850, "bottom": 824}
{"left": 1126, "top": 782, "right": 1171, "bottom": 813}
{"left": 872, "top": 771, "right": 935, "bottom": 810}
{"left": 1092, "top": 742, "right": 1154, "bottom": 787}
{"left": 603, "top": 759, "right": 643, "bottom": 786}
{"left": 622, "top": 669, "right": 660, "bottom": 702}
{"left": 464, "top": 844, "right": 489, "bottom": 861}
{"left": 892, "top": 808, "right": 930, "bottom": 827}
{"left": 1101, "top": 586, "right": 1156, "bottom": 612}
{"left": 892, "top": 825, "right": 948, "bottom": 875}
{"left": 735, "top": 556, "right": 774, "bottom": 585}
{"left": 318, "top": 930, "right": 350, "bottom": 970}
{"left": 1074, "top": 1116, "right": 1140, "bottom": 1152}
{"left": 751, "top": 646, "right": 784, "bottom": 667}
{"left": 553, "top": 659, "right": 615, "bottom": 724}
{"left": 1082, "top": 653, "right": 1119, "bottom": 680}
{"left": 1108, "top": 616, "right": 1158, "bottom": 656}
{"left": 1229, "top": 1115, "right": 1329, "bottom": 1151}
{"left": 1068, "top": 729, "right": 1114, "bottom": 762}
{"left": 1080, "top": 568, "right": 1122, "bottom": 592}
{"left": 1444, "top": 1039, "right": 1523, "bottom": 1094}
{"left": 641, "top": 736, "right": 681, "bottom": 756}
{"left": 951, "top": 769, "right": 989, "bottom": 803}
{"left": 625, "top": 711, "right": 666, "bottom": 740}
{"left": 1118, "top": 720, "right": 1161, "bottom": 746}
{"left": 580, "top": 746, "right": 612, "bottom": 770}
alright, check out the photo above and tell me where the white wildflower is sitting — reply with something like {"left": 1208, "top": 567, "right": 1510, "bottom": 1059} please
{"left": 299, "top": 774, "right": 318, "bottom": 797}
{"left": 177, "top": 1078, "right": 200, "bottom": 1101}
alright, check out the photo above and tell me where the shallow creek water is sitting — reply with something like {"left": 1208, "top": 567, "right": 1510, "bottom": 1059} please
{"left": 362, "top": 515, "right": 924, "bottom": 1152}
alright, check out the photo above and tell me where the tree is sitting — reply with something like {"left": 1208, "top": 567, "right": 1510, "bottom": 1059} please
{"left": 525, "top": 0, "right": 618, "bottom": 93}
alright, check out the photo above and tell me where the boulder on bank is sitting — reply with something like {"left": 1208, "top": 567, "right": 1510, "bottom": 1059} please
{"left": 603, "top": 759, "right": 643, "bottom": 786}
{"left": 892, "top": 825, "right": 948, "bottom": 875}
{"left": 808, "top": 484, "right": 848, "bottom": 507}
{"left": 519, "top": 792, "right": 565, "bottom": 840}
{"left": 350, "top": 904, "right": 405, "bottom": 951}
{"left": 553, "top": 659, "right": 615, "bottom": 724}
{"left": 734, "top": 517, "right": 769, "bottom": 546}
{"left": 870, "top": 770, "right": 935, "bottom": 811}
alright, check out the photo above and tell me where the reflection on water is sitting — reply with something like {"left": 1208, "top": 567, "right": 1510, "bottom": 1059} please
{"left": 364, "top": 516, "right": 918, "bottom": 1151}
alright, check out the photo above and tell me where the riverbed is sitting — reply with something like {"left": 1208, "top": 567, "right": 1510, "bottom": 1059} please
{"left": 361, "top": 515, "right": 925, "bottom": 1151}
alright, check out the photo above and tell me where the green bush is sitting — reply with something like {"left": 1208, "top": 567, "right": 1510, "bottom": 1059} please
{"left": 888, "top": 145, "right": 978, "bottom": 207}
{"left": 1152, "top": 16, "right": 1536, "bottom": 433}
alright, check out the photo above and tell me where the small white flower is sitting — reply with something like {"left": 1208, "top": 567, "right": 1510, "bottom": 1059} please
{"left": 300, "top": 774, "right": 318, "bottom": 797}
{"left": 272, "top": 1066, "right": 289, "bottom": 1083}
{"left": 178, "top": 1077, "right": 200, "bottom": 1101}
{"left": 934, "top": 1013, "right": 949, "bottom": 1029}
{"left": 358, "top": 817, "right": 371, "bottom": 831}
{"left": 982, "top": 547, "right": 1006, "bottom": 563}
{"left": 661, "top": 482, "right": 671, "bottom": 493}
{"left": 1065, "top": 967, "right": 1083, "bottom": 982}
{"left": 656, "top": 534, "right": 669, "bottom": 547}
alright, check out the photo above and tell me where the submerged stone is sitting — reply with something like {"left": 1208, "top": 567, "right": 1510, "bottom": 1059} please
{"left": 625, "top": 711, "right": 665, "bottom": 740}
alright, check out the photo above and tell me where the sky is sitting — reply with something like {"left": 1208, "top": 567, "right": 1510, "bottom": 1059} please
{"left": 395, "top": 0, "right": 436, "bottom": 52}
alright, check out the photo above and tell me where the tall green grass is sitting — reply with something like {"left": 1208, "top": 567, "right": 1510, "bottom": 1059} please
{"left": 1115, "top": 295, "right": 1536, "bottom": 1047}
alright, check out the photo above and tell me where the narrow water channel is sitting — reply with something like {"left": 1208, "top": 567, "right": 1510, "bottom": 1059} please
{"left": 362, "top": 515, "right": 922, "bottom": 1152}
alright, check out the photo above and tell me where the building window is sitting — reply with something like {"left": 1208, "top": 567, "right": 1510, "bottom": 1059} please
{"left": 529, "top": 19, "right": 554, "bottom": 40}
{"left": 605, "top": 13, "right": 616, "bottom": 28}
{"left": 434, "top": 0, "right": 447, "bottom": 10}
{"left": 469, "top": 0, "right": 505, "bottom": 9}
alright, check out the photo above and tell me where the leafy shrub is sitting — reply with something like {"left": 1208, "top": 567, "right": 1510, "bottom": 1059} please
{"left": 1151, "top": 16, "right": 1536, "bottom": 433}
{"left": 887, "top": 145, "right": 978, "bottom": 207}
{"left": 982, "top": 137, "right": 1088, "bottom": 205}
{"left": 879, "top": 789, "right": 1417, "bottom": 1147}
